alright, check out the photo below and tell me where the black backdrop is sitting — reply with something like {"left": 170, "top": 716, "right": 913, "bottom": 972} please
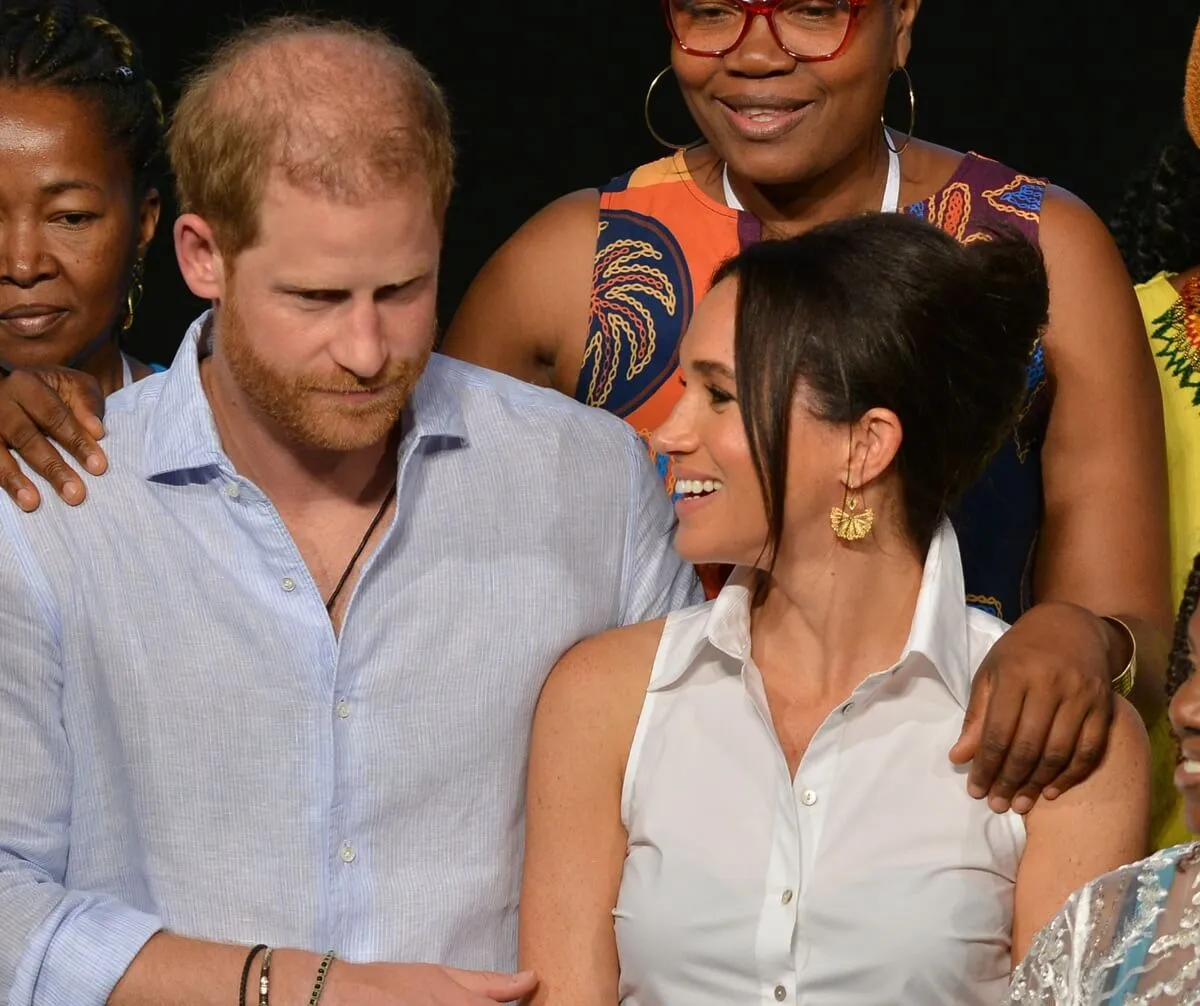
{"left": 99, "top": 0, "right": 1198, "bottom": 365}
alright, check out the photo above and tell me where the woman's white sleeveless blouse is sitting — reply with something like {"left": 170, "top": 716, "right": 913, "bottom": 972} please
{"left": 615, "top": 522, "right": 1026, "bottom": 1005}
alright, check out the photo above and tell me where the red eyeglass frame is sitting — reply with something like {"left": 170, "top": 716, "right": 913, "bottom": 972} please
{"left": 660, "top": 0, "right": 870, "bottom": 62}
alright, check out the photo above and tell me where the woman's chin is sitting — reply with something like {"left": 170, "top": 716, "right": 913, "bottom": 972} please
{"left": 672, "top": 535, "right": 742, "bottom": 570}
{"left": 1184, "top": 801, "right": 1200, "bottom": 838}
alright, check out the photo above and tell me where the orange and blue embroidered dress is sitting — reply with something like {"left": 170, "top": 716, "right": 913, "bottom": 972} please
{"left": 581, "top": 150, "right": 1050, "bottom": 619}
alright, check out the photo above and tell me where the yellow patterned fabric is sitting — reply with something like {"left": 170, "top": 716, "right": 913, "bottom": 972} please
{"left": 1139, "top": 273, "right": 1200, "bottom": 611}
{"left": 1138, "top": 272, "right": 1199, "bottom": 850}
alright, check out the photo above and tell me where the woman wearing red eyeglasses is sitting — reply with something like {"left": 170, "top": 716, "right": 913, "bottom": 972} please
{"left": 445, "top": 0, "right": 1174, "bottom": 839}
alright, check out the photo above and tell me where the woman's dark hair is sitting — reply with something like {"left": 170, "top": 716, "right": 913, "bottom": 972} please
{"left": 1167, "top": 553, "right": 1200, "bottom": 698}
{"left": 716, "top": 213, "right": 1049, "bottom": 565}
{"left": 0, "top": 0, "right": 163, "bottom": 194}
{"left": 1111, "top": 118, "right": 1200, "bottom": 283}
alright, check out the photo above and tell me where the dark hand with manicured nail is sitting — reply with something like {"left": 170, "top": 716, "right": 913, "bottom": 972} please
{"left": 948, "top": 601, "right": 1115, "bottom": 815}
{"left": 0, "top": 366, "right": 107, "bottom": 511}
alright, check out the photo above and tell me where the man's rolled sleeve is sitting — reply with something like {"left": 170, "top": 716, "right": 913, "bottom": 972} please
{"left": 10, "top": 895, "right": 162, "bottom": 1006}
{"left": 0, "top": 528, "right": 161, "bottom": 1006}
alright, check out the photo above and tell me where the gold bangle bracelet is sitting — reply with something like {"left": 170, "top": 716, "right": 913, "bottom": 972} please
{"left": 1101, "top": 615, "right": 1138, "bottom": 698}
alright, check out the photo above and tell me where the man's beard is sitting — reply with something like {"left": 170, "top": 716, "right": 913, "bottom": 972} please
{"left": 217, "top": 289, "right": 431, "bottom": 452}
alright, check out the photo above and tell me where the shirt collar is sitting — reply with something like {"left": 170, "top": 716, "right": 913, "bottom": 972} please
{"left": 142, "top": 311, "right": 468, "bottom": 481}
{"left": 653, "top": 521, "right": 975, "bottom": 710}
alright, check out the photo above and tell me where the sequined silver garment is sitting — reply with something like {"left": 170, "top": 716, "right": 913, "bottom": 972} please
{"left": 1008, "top": 843, "right": 1200, "bottom": 1004}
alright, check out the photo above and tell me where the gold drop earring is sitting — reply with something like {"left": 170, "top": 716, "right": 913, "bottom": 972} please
{"left": 830, "top": 452, "right": 874, "bottom": 541}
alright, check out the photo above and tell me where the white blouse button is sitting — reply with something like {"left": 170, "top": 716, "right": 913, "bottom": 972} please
{"left": 800, "top": 789, "right": 818, "bottom": 807}
{"left": 281, "top": 577, "right": 297, "bottom": 593}
{"left": 340, "top": 844, "right": 356, "bottom": 864}
{"left": 774, "top": 985, "right": 788, "bottom": 1002}
{"left": 336, "top": 699, "right": 351, "bottom": 719}
{"left": 781, "top": 889, "right": 794, "bottom": 905}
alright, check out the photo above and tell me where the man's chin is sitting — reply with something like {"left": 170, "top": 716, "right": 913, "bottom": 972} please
{"left": 284, "top": 402, "right": 406, "bottom": 452}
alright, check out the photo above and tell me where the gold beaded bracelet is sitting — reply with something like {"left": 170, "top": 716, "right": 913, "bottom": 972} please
{"left": 308, "top": 951, "right": 337, "bottom": 1006}
{"left": 1102, "top": 616, "right": 1138, "bottom": 698}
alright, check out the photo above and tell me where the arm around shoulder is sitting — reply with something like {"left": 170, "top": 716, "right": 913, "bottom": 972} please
{"left": 1034, "top": 187, "right": 1173, "bottom": 714}
{"left": 520, "top": 621, "right": 663, "bottom": 1006}
{"left": 441, "top": 189, "right": 601, "bottom": 390}
{"left": 1013, "top": 697, "right": 1151, "bottom": 960}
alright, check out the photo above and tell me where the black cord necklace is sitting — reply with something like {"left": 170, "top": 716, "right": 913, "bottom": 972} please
{"left": 324, "top": 482, "right": 397, "bottom": 613}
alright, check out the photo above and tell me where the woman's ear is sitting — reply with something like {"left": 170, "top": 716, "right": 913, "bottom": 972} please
{"left": 848, "top": 407, "right": 903, "bottom": 489}
{"left": 891, "top": 0, "right": 921, "bottom": 68}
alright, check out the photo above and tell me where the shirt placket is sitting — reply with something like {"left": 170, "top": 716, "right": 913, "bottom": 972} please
{"left": 742, "top": 661, "right": 809, "bottom": 1006}
{"left": 743, "top": 663, "right": 891, "bottom": 1005}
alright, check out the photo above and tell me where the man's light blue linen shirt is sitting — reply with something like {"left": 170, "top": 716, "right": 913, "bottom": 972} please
{"left": 0, "top": 315, "right": 700, "bottom": 1005}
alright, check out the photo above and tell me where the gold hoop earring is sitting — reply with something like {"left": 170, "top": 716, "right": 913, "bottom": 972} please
{"left": 882, "top": 65, "right": 916, "bottom": 156}
{"left": 645, "top": 65, "right": 697, "bottom": 151}
{"left": 121, "top": 258, "right": 145, "bottom": 332}
{"left": 831, "top": 488, "right": 875, "bottom": 541}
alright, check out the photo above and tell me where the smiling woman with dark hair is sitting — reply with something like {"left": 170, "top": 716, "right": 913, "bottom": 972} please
{"left": 519, "top": 214, "right": 1150, "bottom": 1006}
{"left": 437, "top": 0, "right": 1174, "bottom": 826}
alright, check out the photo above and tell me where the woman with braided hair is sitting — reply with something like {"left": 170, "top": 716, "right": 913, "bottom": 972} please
{"left": 1111, "top": 15, "right": 1200, "bottom": 850}
{"left": 0, "top": 0, "right": 162, "bottom": 474}
{"left": 1007, "top": 554, "right": 1200, "bottom": 1004}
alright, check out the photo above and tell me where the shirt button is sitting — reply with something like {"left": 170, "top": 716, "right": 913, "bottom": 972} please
{"left": 340, "top": 844, "right": 356, "bottom": 864}
{"left": 336, "top": 699, "right": 351, "bottom": 719}
{"left": 774, "top": 986, "right": 788, "bottom": 1002}
{"left": 781, "top": 889, "right": 794, "bottom": 906}
{"left": 843, "top": 701, "right": 855, "bottom": 715}
{"left": 224, "top": 482, "right": 240, "bottom": 499}
{"left": 281, "top": 577, "right": 297, "bottom": 593}
{"left": 800, "top": 790, "right": 818, "bottom": 807}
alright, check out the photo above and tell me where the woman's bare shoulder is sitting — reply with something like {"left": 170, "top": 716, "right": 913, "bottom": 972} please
{"left": 545, "top": 618, "right": 669, "bottom": 703}
{"left": 532, "top": 618, "right": 670, "bottom": 771}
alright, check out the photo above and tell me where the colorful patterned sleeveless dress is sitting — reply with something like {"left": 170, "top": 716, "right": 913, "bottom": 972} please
{"left": 580, "top": 150, "right": 1050, "bottom": 617}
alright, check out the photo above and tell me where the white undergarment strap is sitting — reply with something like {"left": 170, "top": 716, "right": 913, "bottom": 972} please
{"left": 723, "top": 128, "right": 901, "bottom": 215}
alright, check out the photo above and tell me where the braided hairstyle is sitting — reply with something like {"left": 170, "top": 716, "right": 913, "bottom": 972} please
{"left": 1167, "top": 553, "right": 1200, "bottom": 699}
{"left": 0, "top": 0, "right": 163, "bottom": 194}
{"left": 1111, "top": 118, "right": 1200, "bottom": 284}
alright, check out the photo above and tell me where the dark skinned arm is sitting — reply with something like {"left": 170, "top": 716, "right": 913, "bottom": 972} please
{"left": 949, "top": 187, "right": 1172, "bottom": 816}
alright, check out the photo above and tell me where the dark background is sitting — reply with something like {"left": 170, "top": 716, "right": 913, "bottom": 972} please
{"left": 101, "top": 0, "right": 1199, "bottom": 365}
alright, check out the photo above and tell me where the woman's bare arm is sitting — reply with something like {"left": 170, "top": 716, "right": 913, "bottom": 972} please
{"left": 1012, "top": 698, "right": 1150, "bottom": 960}
{"left": 441, "top": 190, "right": 600, "bottom": 392}
{"left": 519, "top": 620, "right": 663, "bottom": 1006}
{"left": 953, "top": 189, "right": 1174, "bottom": 813}
{"left": 1035, "top": 188, "right": 1173, "bottom": 715}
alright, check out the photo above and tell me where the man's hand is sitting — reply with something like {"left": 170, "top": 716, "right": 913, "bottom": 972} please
{"left": 0, "top": 366, "right": 107, "bottom": 511}
{"left": 320, "top": 959, "right": 538, "bottom": 1005}
{"left": 949, "top": 601, "right": 1116, "bottom": 816}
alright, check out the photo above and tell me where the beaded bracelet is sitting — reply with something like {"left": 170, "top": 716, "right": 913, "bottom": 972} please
{"left": 239, "top": 945, "right": 267, "bottom": 1006}
{"left": 258, "top": 947, "right": 274, "bottom": 1006}
{"left": 308, "top": 951, "right": 337, "bottom": 1006}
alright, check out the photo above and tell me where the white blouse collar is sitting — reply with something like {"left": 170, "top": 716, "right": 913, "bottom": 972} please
{"left": 653, "top": 520, "right": 978, "bottom": 710}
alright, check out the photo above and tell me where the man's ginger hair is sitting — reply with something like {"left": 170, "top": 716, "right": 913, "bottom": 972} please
{"left": 167, "top": 15, "right": 455, "bottom": 256}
